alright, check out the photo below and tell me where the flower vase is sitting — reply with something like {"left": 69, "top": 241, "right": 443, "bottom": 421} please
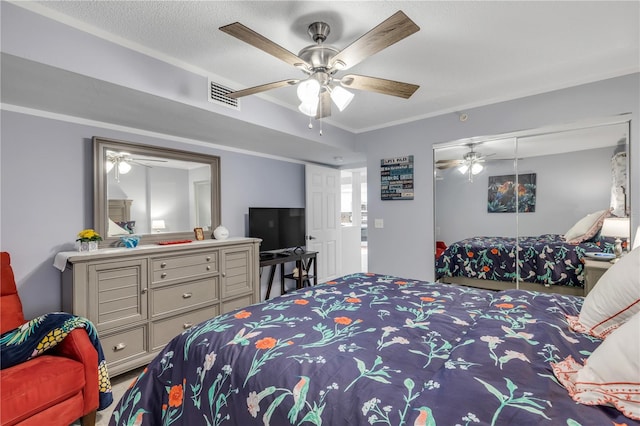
{"left": 77, "top": 241, "right": 99, "bottom": 252}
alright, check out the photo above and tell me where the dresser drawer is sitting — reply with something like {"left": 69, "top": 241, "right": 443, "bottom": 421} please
{"left": 150, "top": 306, "right": 219, "bottom": 351}
{"left": 222, "top": 294, "right": 254, "bottom": 314}
{"left": 152, "top": 251, "right": 218, "bottom": 285}
{"left": 101, "top": 325, "right": 148, "bottom": 366}
{"left": 151, "top": 277, "right": 219, "bottom": 317}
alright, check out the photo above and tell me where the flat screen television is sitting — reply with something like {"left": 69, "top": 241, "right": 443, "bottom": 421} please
{"left": 248, "top": 207, "right": 306, "bottom": 252}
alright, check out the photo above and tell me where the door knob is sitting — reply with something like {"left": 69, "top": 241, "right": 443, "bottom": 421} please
{"left": 308, "top": 235, "right": 316, "bottom": 240}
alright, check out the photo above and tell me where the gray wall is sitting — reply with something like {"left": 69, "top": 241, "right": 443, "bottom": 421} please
{"left": 0, "top": 110, "right": 305, "bottom": 317}
{"left": 361, "top": 73, "right": 639, "bottom": 282}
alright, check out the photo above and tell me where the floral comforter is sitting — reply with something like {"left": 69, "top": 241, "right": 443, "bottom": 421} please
{"left": 435, "top": 233, "right": 615, "bottom": 287}
{"left": 109, "top": 273, "right": 636, "bottom": 425}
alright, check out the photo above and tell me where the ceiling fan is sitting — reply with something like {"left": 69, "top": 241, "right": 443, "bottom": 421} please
{"left": 436, "top": 145, "right": 494, "bottom": 176}
{"left": 219, "top": 11, "right": 420, "bottom": 119}
{"left": 106, "top": 150, "right": 167, "bottom": 181}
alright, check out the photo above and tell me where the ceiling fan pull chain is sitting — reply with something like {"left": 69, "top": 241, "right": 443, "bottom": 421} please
{"left": 308, "top": 116, "right": 313, "bottom": 129}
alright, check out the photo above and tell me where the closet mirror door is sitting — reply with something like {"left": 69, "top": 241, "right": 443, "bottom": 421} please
{"left": 434, "top": 137, "right": 518, "bottom": 289}
{"left": 514, "top": 122, "right": 630, "bottom": 288}
{"left": 434, "top": 119, "right": 630, "bottom": 295}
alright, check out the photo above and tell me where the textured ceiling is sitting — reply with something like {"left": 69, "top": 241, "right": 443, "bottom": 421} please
{"left": 22, "top": 1, "right": 640, "bottom": 133}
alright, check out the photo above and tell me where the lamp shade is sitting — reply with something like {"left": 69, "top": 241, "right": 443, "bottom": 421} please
{"left": 330, "top": 86, "right": 354, "bottom": 111}
{"left": 297, "top": 78, "right": 320, "bottom": 103}
{"left": 151, "top": 219, "right": 166, "bottom": 230}
{"left": 471, "top": 162, "right": 484, "bottom": 175}
{"left": 298, "top": 99, "right": 318, "bottom": 117}
{"left": 633, "top": 225, "right": 640, "bottom": 250}
{"left": 118, "top": 161, "right": 132, "bottom": 174}
{"left": 600, "top": 217, "right": 630, "bottom": 238}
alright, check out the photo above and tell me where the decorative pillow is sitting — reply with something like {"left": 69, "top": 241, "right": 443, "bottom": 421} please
{"left": 564, "top": 209, "right": 611, "bottom": 244}
{"left": 116, "top": 221, "right": 136, "bottom": 234}
{"left": 552, "top": 312, "right": 640, "bottom": 420}
{"left": 567, "top": 246, "right": 640, "bottom": 338}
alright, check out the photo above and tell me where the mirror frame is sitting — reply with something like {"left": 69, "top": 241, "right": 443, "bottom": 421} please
{"left": 93, "top": 136, "right": 221, "bottom": 247}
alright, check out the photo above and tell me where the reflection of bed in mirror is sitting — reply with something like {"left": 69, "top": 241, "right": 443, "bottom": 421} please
{"left": 108, "top": 199, "right": 135, "bottom": 235}
{"left": 436, "top": 233, "right": 616, "bottom": 296}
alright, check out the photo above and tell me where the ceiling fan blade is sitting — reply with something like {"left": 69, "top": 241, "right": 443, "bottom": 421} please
{"left": 436, "top": 162, "right": 462, "bottom": 170}
{"left": 340, "top": 74, "right": 419, "bottom": 99}
{"left": 227, "top": 79, "right": 300, "bottom": 99}
{"left": 329, "top": 10, "right": 419, "bottom": 70}
{"left": 316, "top": 91, "right": 331, "bottom": 119}
{"left": 220, "top": 22, "right": 311, "bottom": 69}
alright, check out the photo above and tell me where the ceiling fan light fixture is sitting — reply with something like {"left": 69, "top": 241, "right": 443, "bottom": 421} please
{"left": 297, "top": 78, "right": 321, "bottom": 103}
{"left": 329, "top": 86, "right": 354, "bottom": 111}
{"left": 118, "top": 161, "right": 132, "bottom": 174}
{"left": 298, "top": 99, "right": 319, "bottom": 117}
{"left": 471, "top": 162, "right": 484, "bottom": 175}
{"left": 105, "top": 160, "right": 114, "bottom": 173}
{"left": 458, "top": 164, "right": 469, "bottom": 174}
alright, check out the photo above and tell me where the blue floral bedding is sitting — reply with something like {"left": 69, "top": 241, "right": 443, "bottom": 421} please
{"left": 435, "top": 233, "right": 615, "bottom": 287}
{"left": 109, "top": 273, "right": 636, "bottom": 425}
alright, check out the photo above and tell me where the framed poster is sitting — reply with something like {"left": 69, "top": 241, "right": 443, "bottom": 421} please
{"left": 381, "top": 155, "right": 414, "bottom": 200}
{"left": 487, "top": 173, "right": 537, "bottom": 213}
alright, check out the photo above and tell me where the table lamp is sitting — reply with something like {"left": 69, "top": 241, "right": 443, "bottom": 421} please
{"left": 600, "top": 217, "right": 630, "bottom": 262}
{"left": 151, "top": 219, "right": 166, "bottom": 233}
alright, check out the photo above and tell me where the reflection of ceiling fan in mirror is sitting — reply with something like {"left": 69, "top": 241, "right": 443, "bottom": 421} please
{"left": 436, "top": 145, "right": 494, "bottom": 181}
{"left": 106, "top": 151, "right": 167, "bottom": 181}
{"left": 219, "top": 11, "right": 420, "bottom": 121}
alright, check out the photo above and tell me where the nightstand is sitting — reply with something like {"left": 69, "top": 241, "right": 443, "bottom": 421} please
{"left": 583, "top": 259, "right": 613, "bottom": 295}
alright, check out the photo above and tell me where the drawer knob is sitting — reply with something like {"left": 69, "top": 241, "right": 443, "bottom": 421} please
{"left": 113, "top": 343, "right": 127, "bottom": 351}
{"left": 222, "top": 272, "right": 226, "bottom": 277}
{"left": 161, "top": 272, "right": 167, "bottom": 278}
{"left": 206, "top": 266, "right": 211, "bottom": 271}
{"left": 206, "top": 256, "right": 211, "bottom": 261}
{"left": 183, "top": 322, "right": 193, "bottom": 329}
{"left": 160, "top": 262, "right": 167, "bottom": 268}
{"left": 141, "top": 287, "right": 148, "bottom": 294}
{"left": 182, "top": 292, "right": 192, "bottom": 299}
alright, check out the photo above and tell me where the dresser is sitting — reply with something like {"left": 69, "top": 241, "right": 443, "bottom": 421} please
{"left": 60, "top": 238, "right": 260, "bottom": 376}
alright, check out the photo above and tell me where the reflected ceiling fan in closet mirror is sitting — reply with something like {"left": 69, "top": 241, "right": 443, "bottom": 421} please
{"left": 435, "top": 144, "right": 495, "bottom": 182}
{"left": 219, "top": 11, "right": 420, "bottom": 125}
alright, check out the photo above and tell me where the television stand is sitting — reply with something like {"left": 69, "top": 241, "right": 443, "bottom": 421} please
{"left": 260, "top": 251, "right": 318, "bottom": 300}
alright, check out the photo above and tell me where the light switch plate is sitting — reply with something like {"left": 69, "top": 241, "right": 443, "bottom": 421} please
{"left": 374, "top": 219, "right": 384, "bottom": 229}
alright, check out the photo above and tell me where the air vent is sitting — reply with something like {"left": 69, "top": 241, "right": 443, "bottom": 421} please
{"left": 208, "top": 79, "right": 239, "bottom": 109}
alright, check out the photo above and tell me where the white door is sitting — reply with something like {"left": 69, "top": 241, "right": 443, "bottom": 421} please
{"left": 306, "top": 164, "right": 341, "bottom": 282}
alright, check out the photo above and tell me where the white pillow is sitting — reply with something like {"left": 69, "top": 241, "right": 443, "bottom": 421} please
{"left": 108, "top": 218, "right": 130, "bottom": 236}
{"left": 564, "top": 209, "right": 610, "bottom": 244}
{"left": 567, "top": 246, "right": 640, "bottom": 338}
{"left": 552, "top": 312, "right": 640, "bottom": 420}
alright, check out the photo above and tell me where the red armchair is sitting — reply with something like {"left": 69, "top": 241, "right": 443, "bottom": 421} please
{"left": 0, "top": 252, "right": 98, "bottom": 426}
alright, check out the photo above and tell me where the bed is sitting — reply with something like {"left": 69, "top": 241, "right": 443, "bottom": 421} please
{"left": 108, "top": 271, "right": 639, "bottom": 425}
{"left": 435, "top": 233, "right": 615, "bottom": 296}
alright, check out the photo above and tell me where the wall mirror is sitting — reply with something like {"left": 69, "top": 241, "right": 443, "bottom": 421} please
{"left": 433, "top": 116, "right": 630, "bottom": 295}
{"left": 94, "top": 137, "right": 221, "bottom": 246}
